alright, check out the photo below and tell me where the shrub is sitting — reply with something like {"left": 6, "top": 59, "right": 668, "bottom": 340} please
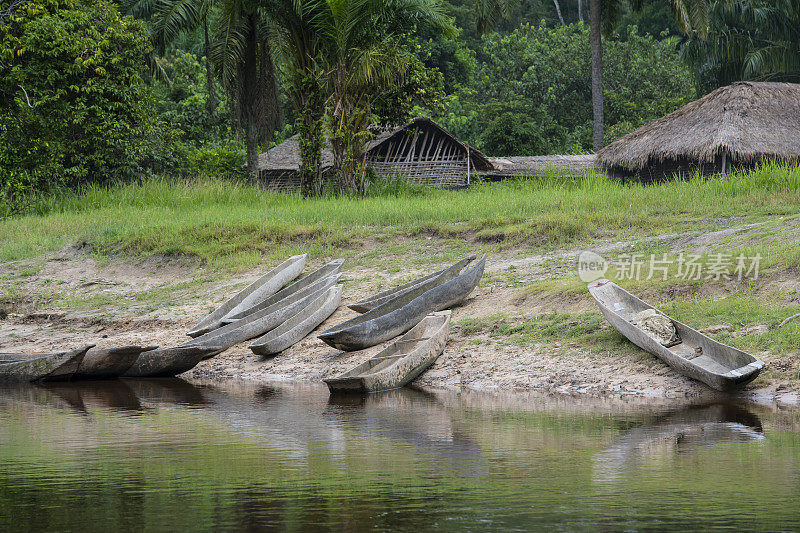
{"left": 0, "top": 0, "right": 162, "bottom": 212}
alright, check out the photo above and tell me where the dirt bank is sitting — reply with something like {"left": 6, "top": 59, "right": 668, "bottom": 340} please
{"left": 1, "top": 221, "right": 799, "bottom": 406}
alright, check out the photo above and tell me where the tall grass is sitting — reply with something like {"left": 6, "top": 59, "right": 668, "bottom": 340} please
{"left": 2, "top": 162, "right": 800, "bottom": 265}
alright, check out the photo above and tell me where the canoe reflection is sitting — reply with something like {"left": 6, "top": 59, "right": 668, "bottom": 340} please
{"left": 39, "top": 380, "right": 143, "bottom": 412}
{"left": 324, "top": 387, "right": 486, "bottom": 469}
{"left": 594, "top": 403, "right": 764, "bottom": 483}
{"left": 124, "top": 378, "right": 209, "bottom": 407}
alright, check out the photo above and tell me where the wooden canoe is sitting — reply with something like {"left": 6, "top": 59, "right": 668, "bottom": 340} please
{"left": 325, "top": 311, "right": 451, "bottom": 393}
{"left": 588, "top": 279, "right": 764, "bottom": 391}
{"left": 122, "top": 345, "right": 223, "bottom": 378}
{"left": 318, "top": 254, "right": 485, "bottom": 351}
{"left": 348, "top": 255, "right": 476, "bottom": 313}
{"left": 223, "top": 259, "right": 344, "bottom": 323}
{"left": 73, "top": 345, "right": 158, "bottom": 380}
{"left": 180, "top": 274, "right": 340, "bottom": 350}
{"left": 249, "top": 284, "right": 343, "bottom": 356}
{"left": 0, "top": 345, "right": 93, "bottom": 382}
{"left": 187, "top": 254, "right": 306, "bottom": 337}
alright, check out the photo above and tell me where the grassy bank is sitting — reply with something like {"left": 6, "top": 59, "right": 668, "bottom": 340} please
{"left": 2, "top": 162, "right": 800, "bottom": 269}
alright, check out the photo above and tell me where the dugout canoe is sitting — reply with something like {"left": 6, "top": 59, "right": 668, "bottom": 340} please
{"left": 73, "top": 345, "right": 158, "bottom": 380}
{"left": 0, "top": 345, "right": 93, "bottom": 382}
{"left": 222, "top": 259, "right": 344, "bottom": 323}
{"left": 348, "top": 255, "right": 476, "bottom": 313}
{"left": 180, "top": 274, "right": 341, "bottom": 350}
{"left": 588, "top": 279, "right": 764, "bottom": 391}
{"left": 249, "top": 284, "right": 343, "bottom": 356}
{"left": 123, "top": 345, "right": 223, "bottom": 378}
{"left": 325, "top": 311, "right": 451, "bottom": 393}
{"left": 187, "top": 254, "right": 306, "bottom": 337}
{"left": 318, "top": 254, "right": 485, "bottom": 352}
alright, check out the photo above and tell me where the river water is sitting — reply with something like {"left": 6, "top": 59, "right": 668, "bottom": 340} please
{"left": 1, "top": 380, "right": 798, "bottom": 531}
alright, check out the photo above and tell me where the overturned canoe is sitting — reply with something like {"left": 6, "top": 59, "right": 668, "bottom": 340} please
{"left": 73, "top": 345, "right": 158, "bottom": 380}
{"left": 223, "top": 259, "right": 344, "bottom": 323}
{"left": 325, "top": 311, "right": 451, "bottom": 393}
{"left": 588, "top": 279, "right": 765, "bottom": 391}
{"left": 348, "top": 255, "right": 476, "bottom": 313}
{"left": 319, "top": 254, "right": 485, "bottom": 351}
{"left": 187, "top": 254, "right": 306, "bottom": 337}
{"left": 181, "top": 274, "right": 341, "bottom": 351}
{"left": 123, "top": 345, "right": 223, "bottom": 378}
{"left": 0, "top": 345, "right": 93, "bottom": 382}
{"left": 250, "top": 284, "right": 343, "bottom": 356}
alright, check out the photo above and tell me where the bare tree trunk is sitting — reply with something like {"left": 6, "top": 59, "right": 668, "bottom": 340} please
{"left": 246, "top": 115, "right": 258, "bottom": 182}
{"left": 552, "top": 0, "right": 565, "bottom": 26}
{"left": 203, "top": 17, "right": 217, "bottom": 126}
{"left": 589, "top": 0, "right": 604, "bottom": 152}
{"left": 578, "top": 0, "right": 583, "bottom": 23}
{"left": 259, "top": 38, "right": 282, "bottom": 147}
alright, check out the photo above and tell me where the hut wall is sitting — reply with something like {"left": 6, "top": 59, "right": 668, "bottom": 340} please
{"left": 367, "top": 123, "right": 473, "bottom": 188}
{"left": 258, "top": 169, "right": 337, "bottom": 192}
{"left": 608, "top": 155, "right": 757, "bottom": 183}
{"left": 258, "top": 170, "right": 302, "bottom": 192}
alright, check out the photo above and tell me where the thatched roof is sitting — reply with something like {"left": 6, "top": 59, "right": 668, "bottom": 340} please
{"left": 258, "top": 116, "right": 493, "bottom": 172}
{"left": 596, "top": 81, "right": 800, "bottom": 170}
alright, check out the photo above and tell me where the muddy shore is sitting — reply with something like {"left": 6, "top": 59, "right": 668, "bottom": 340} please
{"left": 1, "top": 224, "right": 799, "bottom": 407}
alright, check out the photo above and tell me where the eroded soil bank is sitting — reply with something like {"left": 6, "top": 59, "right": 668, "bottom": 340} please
{"left": 1, "top": 218, "right": 799, "bottom": 407}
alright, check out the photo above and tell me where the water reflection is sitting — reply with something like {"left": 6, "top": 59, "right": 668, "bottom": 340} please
{"left": 325, "top": 388, "right": 486, "bottom": 470}
{"left": 39, "top": 380, "right": 143, "bottom": 413}
{"left": 594, "top": 403, "right": 766, "bottom": 484}
{"left": 0, "top": 380, "right": 798, "bottom": 532}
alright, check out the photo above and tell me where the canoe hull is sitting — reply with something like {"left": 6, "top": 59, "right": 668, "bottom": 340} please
{"left": 224, "top": 259, "right": 344, "bottom": 322}
{"left": 123, "top": 345, "right": 222, "bottom": 378}
{"left": 0, "top": 346, "right": 93, "bottom": 382}
{"left": 588, "top": 279, "right": 764, "bottom": 392}
{"left": 182, "top": 275, "right": 340, "bottom": 351}
{"left": 187, "top": 254, "right": 306, "bottom": 337}
{"left": 348, "top": 255, "right": 476, "bottom": 313}
{"left": 250, "top": 285, "right": 343, "bottom": 356}
{"left": 73, "top": 345, "right": 157, "bottom": 380}
{"left": 319, "top": 255, "right": 484, "bottom": 352}
{"left": 325, "top": 311, "right": 451, "bottom": 393}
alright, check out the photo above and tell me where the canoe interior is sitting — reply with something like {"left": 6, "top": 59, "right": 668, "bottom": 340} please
{"left": 589, "top": 280, "right": 762, "bottom": 384}
{"left": 330, "top": 312, "right": 450, "bottom": 382}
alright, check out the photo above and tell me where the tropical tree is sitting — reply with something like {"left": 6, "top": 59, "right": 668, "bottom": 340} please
{"left": 320, "top": 0, "right": 453, "bottom": 195}
{"left": 273, "top": 0, "right": 453, "bottom": 197}
{"left": 271, "top": 0, "right": 328, "bottom": 197}
{"left": 125, "top": 0, "right": 282, "bottom": 180}
{"left": 682, "top": 0, "right": 800, "bottom": 88}
{"left": 475, "top": 0, "right": 711, "bottom": 151}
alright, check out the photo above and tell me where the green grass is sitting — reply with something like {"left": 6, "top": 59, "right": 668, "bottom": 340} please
{"left": 3, "top": 162, "right": 800, "bottom": 267}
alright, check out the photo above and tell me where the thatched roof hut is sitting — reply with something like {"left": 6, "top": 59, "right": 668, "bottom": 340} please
{"left": 596, "top": 81, "right": 800, "bottom": 181}
{"left": 257, "top": 117, "right": 492, "bottom": 191}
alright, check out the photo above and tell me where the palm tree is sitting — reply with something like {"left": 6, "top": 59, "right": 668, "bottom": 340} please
{"left": 273, "top": 0, "right": 453, "bottom": 196}
{"left": 319, "top": 0, "right": 453, "bottom": 195}
{"left": 125, "top": 0, "right": 282, "bottom": 181}
{"left": 682, "top": 0, "right": 800, "bottom": 87}
{"left": 588, "top": 0, "right": 711, "bottom": 151}
{"left": 271, "top": 0, "right": 329, "bottom": 197}
{"left": 211, "top": 0, "right": 282, "bottom": 179}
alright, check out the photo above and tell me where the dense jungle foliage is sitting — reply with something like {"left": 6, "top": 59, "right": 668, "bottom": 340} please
{"left": 1, "top": 0, "right": 798, "bottom": 209}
